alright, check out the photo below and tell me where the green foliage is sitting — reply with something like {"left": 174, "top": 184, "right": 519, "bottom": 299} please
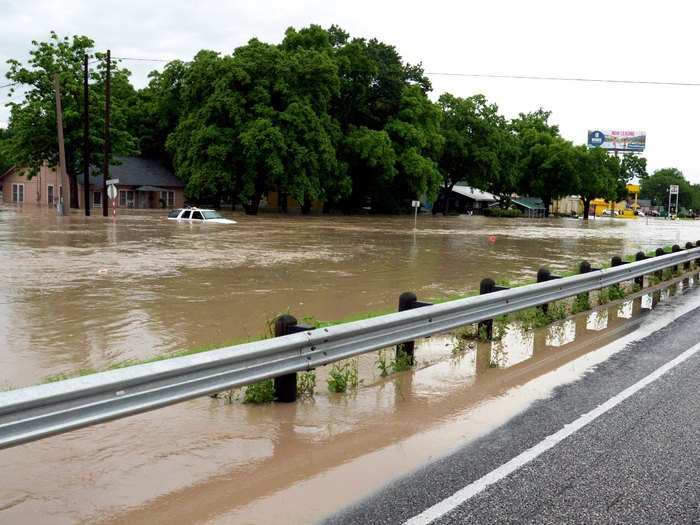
{"left": 608, "top": 284, "right": 626, "bottom": 301}
{"left": 376, "top": 351, "right": 390, "bottom": 377}
{"left": 640, "top": 168, "right": 700, "bottom": 214}
{"left": 327, "top": 359, "right": 360, "bottom": 393}
{"left": 571, "top": 293, "right": 591, "bottom": 314}
{"left": 296, "top": 371, "right": 316, "bottom": 398}
{"left": 243, "top": 379, "right": 276, "bottom": 403}
{"left": 483, "top": 207, "right": 523, "bottom": 218}
{"left": 392, "top": 349, "right": 413, "bottom": 372}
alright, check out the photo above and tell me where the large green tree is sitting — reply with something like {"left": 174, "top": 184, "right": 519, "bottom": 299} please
{"left": 513, "top": 111, "right": 576, "bottom": 217}
{"left": 4, "top": 32, "right": 137, "bottom": 207}
{"left": 436, "top": 93, "right": 518, "bottom": 213}
{"left": 640, "top": 167, "right": 695, "bottom": 212}
{"left": 166, "top": 29, "right": 348, "bottom": 214}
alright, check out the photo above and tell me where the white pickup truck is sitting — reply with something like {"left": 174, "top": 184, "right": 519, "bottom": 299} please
{"left": 167, "top": 208, "right": 237, "bottom": 224}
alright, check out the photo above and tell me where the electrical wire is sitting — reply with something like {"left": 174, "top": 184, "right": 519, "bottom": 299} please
{"left": 424, "top": 71, "right": 700, "bottom": 87}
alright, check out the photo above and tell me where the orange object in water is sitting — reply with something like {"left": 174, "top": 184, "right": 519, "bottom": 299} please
{"left": 488, "top": 235, "right": 497, "bottom": 243}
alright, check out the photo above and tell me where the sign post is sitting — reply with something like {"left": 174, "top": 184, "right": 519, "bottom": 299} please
{"left": 669, "top": 184, "right": 679, "bottom": 219}
{"left": 411, "top": 200, "right": 420, "bottom": 230}
{"left": 107, "top": 181, "right": 118, "bottom": 219}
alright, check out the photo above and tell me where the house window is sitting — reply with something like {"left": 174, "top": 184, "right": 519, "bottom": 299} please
{"left": 93, "top": 191, "right": 102, "bottom": 207}
{"left": 12, "top": 183, "right": 24, "bottom": 203}
{"left": 119, "top": 190, "right": 135, "bottom": 208}
{"left": 160, "top": 190, "right": 175, "bottom": 208}
{"left": 47, "top": 185, "right": 54, "bottom": 205}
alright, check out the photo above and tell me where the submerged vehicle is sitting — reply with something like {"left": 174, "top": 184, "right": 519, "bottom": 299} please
{"left": 167, "top": 208, "right": 237, "bottom": 224}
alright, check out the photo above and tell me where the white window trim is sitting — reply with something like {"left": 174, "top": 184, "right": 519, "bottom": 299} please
{"left": 12, "top": 183, "right": 25, "bottom": 203}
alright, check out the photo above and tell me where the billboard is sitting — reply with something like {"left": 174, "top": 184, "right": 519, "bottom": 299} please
{"left": 587, "top": 130, "right": 646, "bottom": 152}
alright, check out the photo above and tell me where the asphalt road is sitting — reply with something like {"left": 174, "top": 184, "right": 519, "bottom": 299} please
{"left": 326, "top": 297, "right": 700, "bottom": 525}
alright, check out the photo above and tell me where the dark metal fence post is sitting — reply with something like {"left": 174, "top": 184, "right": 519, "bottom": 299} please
{"left": 478, "top": 278, "right": 496, "bottom": 340}
{"left": 672, "top": 244, "right": 681, "bottom": 273}
{"left": 273, "top": 314, "right": 300, "bottom": 402}
{"left": 684, "top": 242, "right": 694, "bottom": 271}
{"left": 654, "top": 248, "right": 665, "bottom": 280}
{"left": 634, "top": 251, "right": 646, "bottom": 288}
{"left": 610, "top": 256, "right": 624, "bottom": 296}
{"left": 397, "top": 292, "right": 417, "bottom": 364}
{"left": 536, "top": 267, "right": 560, "bottom": 314}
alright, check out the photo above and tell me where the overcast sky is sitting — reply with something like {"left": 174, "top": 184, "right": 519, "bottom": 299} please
{"left": 1, "top": 0, "right": 698, "bottom": 180}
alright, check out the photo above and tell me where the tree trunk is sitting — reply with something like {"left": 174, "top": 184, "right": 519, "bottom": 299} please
{"left": 301, "top": 198, "right": 312, "bottom": 215}
{"left": 582, "top": 198, "right": 591, "bottom": 221}
{"left": 69, "top": 172, "right": 79, "bottom": 208}
{"left": 543, "top": 197, "right": 551, "bottom": 218}
{"left": 279, "top": 191, "right": 288, "bottom": 213}
{"left": 244, "top": 192, "right": 262, "bottom": 215}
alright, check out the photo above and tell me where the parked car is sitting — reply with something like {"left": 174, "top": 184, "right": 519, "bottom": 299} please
{"left": 167, "top": 208, "right": 237, "bottom": 224}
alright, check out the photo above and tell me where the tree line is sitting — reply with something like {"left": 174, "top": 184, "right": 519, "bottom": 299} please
{"left": 0, "top": 26, "right": 658, "bottom": 218}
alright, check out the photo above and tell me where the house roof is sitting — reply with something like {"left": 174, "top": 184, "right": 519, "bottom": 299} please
{"left": 451, "top": 185, "right": 497, "bottom": 202}
{"left": 81, "top": 157, "right": 184, "bottom": 188}
{"left": 0, "top": 166, "right": 18, "bottom": 180}
{"left": 513, "top": 197, "right": 546, "bottom": 210}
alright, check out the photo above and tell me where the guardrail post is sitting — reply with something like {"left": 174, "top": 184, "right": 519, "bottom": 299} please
{"left": 684, "top": 242, "right": 694, "bottom": 271}
{"left": 610, "top": 256, "right": 625, "bottom": 297}
{"left": 577, "top": 261, "right": 595, "bottom": 310}
{"left": 654, "top": 247, "right": 665, "bottom": 280}
{"left": 396, "top": 292, "right": 433, "bottom": 365}
{"left": 672, "top": 244, "right": 681, "bottom": 273}
{"left": 634, "top": 251, "right": 646, "bottom": 287}
{"left": 537, "top": 267, "right": 561, "bottom": 314}
{"left": 273, "top": 314, "right": 315, "bottom": 403}
{"left": 478, "top": 279, "right": 496, "bottom": 340}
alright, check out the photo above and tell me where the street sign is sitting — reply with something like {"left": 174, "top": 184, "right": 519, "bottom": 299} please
{"left": 106, "top": 179, "right": 120, "bottom": 185}
{"left": 107, "top": 185, "right": 117, "bottom": 200}
{"left": 670, "top": 185, "right": 679, "bottom": 195}
{"left": 411, "top": 200, "right": 420, "bottom": 208}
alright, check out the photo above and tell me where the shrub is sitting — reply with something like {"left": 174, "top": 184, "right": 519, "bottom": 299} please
{"left": 483, "top": 207, "right": 523, "bottom": 218}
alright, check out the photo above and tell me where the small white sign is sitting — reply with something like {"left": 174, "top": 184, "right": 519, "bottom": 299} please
{"left": 670, "top": 184, "right": 679, "bottom": 195}
{"left": 106, "top": 178, "right": 120, "bottom": 185}
{"left": 411, "top": 200, "right": 420, "bottom": 208}
{"left": 107, "top": 185, "right": 118, "bottom": 200}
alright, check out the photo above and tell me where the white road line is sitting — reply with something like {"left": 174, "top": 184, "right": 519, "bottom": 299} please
{"left": 404, "top": 341, "right": 700, "bottom": 525}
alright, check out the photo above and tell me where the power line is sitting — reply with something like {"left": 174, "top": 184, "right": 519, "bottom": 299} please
{"left": 425, "top": 71, "right": 700, "bottom": 87}
{"left": 113, "top": 56, "right": 171, "bottom": 63}
{"left": 0, "top": 82, "right": 18, "bottom": 90}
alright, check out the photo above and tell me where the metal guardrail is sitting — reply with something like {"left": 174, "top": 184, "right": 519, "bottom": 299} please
{"left": 1, "top": 247, "right": 699, "bottom": 449}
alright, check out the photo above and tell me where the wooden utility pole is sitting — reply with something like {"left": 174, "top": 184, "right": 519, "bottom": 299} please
{"left": 83, "top": 54, "right": 90, "bottom": 216}
{"left": 53, "top": 73, "right": 67, "bottom": 216}
{"left": 102, "top": 50, "right": 111, "bottom": 217}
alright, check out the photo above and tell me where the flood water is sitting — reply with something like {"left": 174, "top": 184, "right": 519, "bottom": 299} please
{"left": 1, "top": 207, "right": 700, "bottom": 524}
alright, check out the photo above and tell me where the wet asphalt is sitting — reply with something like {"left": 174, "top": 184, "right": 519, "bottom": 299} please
{"left": 325, "top": 297, "right": 700, "bottom": 525}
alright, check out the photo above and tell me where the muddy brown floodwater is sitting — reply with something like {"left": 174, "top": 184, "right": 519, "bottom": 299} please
{"left": 1, "top": 207, "right": 699, "bottom": 524}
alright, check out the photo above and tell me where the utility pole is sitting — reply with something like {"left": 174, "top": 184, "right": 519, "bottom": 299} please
{"left": 102, "top": 50, "right": 111, "bottom": 217}
{"left": 83, "top": 54, "right": 90, "bottom": 216}
{"left": 53, "top": 73, "right": 67, "bottom": 216}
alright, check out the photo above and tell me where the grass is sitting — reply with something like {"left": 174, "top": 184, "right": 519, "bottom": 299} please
{"left": 296, "top": 371, "right": 316, "bottom": 398}
{"left": 327, "top": 359, "right": 361, "bottom": 393}
{"left": 243, "top": 379, "right": 276, "bottom": 403}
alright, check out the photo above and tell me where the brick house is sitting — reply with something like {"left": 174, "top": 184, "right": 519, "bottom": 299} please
{"left": 0, "top": 156, "right": 185, "bottom": 210}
